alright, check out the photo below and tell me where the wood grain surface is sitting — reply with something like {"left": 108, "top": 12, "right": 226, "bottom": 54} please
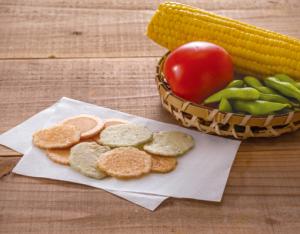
{"left": 0, "top": 0, "right": 300, "bottom": 233}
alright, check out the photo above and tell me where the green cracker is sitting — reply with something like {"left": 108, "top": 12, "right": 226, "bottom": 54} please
{"left": 99, "top": 123, "right": 152, "bottom": 147}
{"left": 143, "top": 131, "right": 194, "bottom": 156}
{"left": 69, "top": 142, "right": 110, "bottom": 179}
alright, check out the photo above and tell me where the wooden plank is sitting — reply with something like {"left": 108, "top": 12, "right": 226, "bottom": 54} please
{"left": 0, "top": 4, "right": 299, "bottom": 59}
{"left": 0, "top": 146, "right": 22, "bottom": 157}
{"left": 0, "top": 172, "right": 299, "bottom": 233}
{"left": 0, "top": 157, "right": 19, "bottom": 178}
{"left": 0, "top": 0, "right": 299, "bottom": 11}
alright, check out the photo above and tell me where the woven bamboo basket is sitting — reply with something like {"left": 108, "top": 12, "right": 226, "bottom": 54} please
{"left": 156, "top": 53, "right": 300, "bottom": 139}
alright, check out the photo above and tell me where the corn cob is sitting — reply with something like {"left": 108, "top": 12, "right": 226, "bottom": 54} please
{"left": 147, "top": 2, "right": 300, "bottom": 79}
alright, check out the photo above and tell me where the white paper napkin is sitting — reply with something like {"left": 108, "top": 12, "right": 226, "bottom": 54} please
{"left": 1, "top": 97, "right": 240, "bottom": 209}
{"left": 0, "top": 98, "right": 168, "bottom": 210}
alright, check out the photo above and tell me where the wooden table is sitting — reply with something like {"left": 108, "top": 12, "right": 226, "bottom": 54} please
{"left": 1, "top": 0, "right": 300, "bottom": 233}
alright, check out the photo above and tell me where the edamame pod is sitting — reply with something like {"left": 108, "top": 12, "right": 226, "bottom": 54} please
{"left": 264, "top": 77, "right": 300, "bottom": 102}
{"left": 244, "top": 76, "right": 276, "bottom": 94}
{"left": 232, "top": 100, "right": 290, "bottom": 116}
{"left": 226, "top": 80, "right": 244, "bottom": 88}
{"left": 219, "top": 98, "right": 232, "bottom": 112}
{"left": 274, "top": 74, "right": 300, "bottom": 89}
{"left": 259, "top": 93, "right": 292, "bottom": 107}
{"left": 204, "top": 87, "right": 260, "bottom": 104}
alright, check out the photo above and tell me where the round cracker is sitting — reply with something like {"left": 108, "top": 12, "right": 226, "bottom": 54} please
{"left": 46, "top": 148, "right": 70, "bottom": 165}
{"left": 97, "top": 147, "right": 152, "bottom": 179}
{"left": 69, "top": 142, "right": 110, "bottom": 179}
{"left": 151, "top": 155, "right": 177, "bottom": 173}
{"left": 33, "top": 125, "right": 80, "bottom": 149}
{"left": 104, "top": 118, "right": 128, "bottom": 128}
{"left": 143, "top": 131, "right": 194, "bottom": 156}
{"left": 99, "top": 124, "right": 152, "bottom": 147}
{"left": 62, "top": 114, "right": 104, "bottom": 139}
{"left": 96, "top": 119, "right": 127, "bottom": 145}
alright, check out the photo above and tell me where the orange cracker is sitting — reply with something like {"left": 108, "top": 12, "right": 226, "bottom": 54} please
{"left": 97, "top": 147, "right": 152, "bottom": 179}
{"left": 46, "top": 148, "right": 70, "bottom": 165}
{"left": 33, "top": 125, "right": 80, "bottom": 149}
{"left": 45, "top": 135, "right": 102, "bottom": 165}
{"left": 62, "top": 114, "right": 104, "bottom": 139}
{"left": 151, "top": 155, "right": 177, "bottom": 173}
{"left": 104, "top": 118, "right": 128, "bottom": 128}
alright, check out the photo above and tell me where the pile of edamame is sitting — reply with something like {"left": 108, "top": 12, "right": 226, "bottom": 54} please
{"left": 204, "top": 74, "right": 300, "bottom": 116}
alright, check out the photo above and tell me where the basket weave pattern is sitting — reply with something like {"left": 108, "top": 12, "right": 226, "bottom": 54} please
{"left": 156, "top": 54, "right": 300, "bottom": 139}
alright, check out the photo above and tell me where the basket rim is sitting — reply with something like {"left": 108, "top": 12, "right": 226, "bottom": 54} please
{"left": 157, "top": 52, "right": 300, "bottom": 120}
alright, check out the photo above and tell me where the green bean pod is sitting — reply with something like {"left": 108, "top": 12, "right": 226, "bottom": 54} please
{"left": 244, "top": 76, "right": 276, "bottom": 94}
{"left": 226, "top": 80, "right": 244, "bottom": 88}
{"left": 232, "top": 100, "right": 290, "bottom": 116}
{"left": 259, "top": 93, "right": 292, "bottom": 107}
{"left": 204, "top": 87, "right": 260, "bottom": 104}
{"left": 219, "top": 98, "right": 232, "bottom": 112}
{"left": 274, "top": 74, "right": 300, "bottom": 89}
{"left": 264, "top": 77, "right": 300, "bottom": 102}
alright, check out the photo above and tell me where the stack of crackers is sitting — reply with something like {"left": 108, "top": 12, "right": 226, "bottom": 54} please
{"left": 32, "top": 114, "right": 194, "bottom": 180}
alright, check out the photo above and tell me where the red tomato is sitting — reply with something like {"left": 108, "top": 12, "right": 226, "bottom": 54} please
{"left": 163, "top": 41, "right": 233, "bottom": 103}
